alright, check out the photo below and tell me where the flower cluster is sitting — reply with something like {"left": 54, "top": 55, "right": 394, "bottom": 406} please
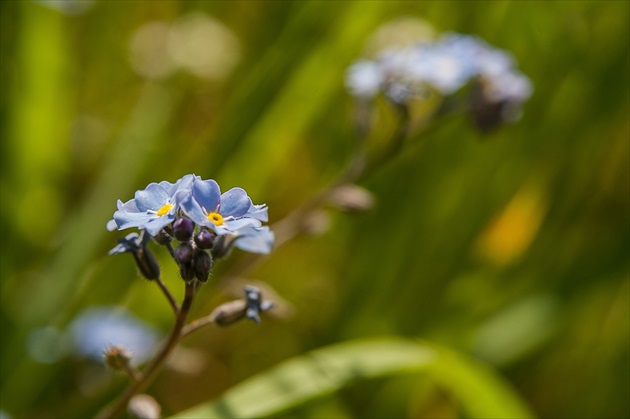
{"left": 346, "top": 32, "right": 533, "bottom": 131}
{"left": 107, "top": 174, "right": 274, "bottom": 282}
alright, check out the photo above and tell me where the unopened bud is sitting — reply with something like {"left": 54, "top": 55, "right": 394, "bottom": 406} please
{"left": 133, "top": 246, "right": 161, "bottom": 280}
{"left": 153, "top": 230, "right": 172, "bottom": 245}
{"left": 174, "top": 242, "right": 194, "bottom": 264}
{"left": 210, "top": 235, "right": 234, "bottom": 259}
{"left": 103, "top": 345, "right": 132, "bottom": 371}
{"left": 194, "top": 229, "right": 214, "bottom": 250}
{"left": 194, "top": 250, "right": 213, "bottom": 283}
{"left": 327, "top": 184, "right": 374, "bottom": 212}
{"left": 173, "top": 217, "right": 194, "bottom": 241}
{"left": 210, "top": 299, "right": 247, "bottom": 327}
{"left": 179, "top": 261, "right": 195, "bottom": 282}
{"left": 128, "top": 394, "right": 161, "bottom": 419}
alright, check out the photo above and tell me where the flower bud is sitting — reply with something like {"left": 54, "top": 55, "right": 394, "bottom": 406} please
{"left": 103, "top": 345, "right": 132, "bottom": 371}
{"left": 210, "top": 299, "right": 247, "bottom": 327}
{"left": 211, "top": 234, "right": 235, "bottom": 259}
{"left": 174, "top": 242, "right": 194, "bottom": 264}
{"left": 128, "top": 394, "right": 161, "bottom": 419}
{"left": 194, "top": 250, "right": 213, "bottom": 283}
{"left": 153, "top": 229, "right": 172, "bottom": 245}
{"left": 327, "top": 184, "right": 374, "bottom": 212}
{"left": 133, "top": 246, "right": 161, "bottom": 280}
{"left": 173, "top": 217, "right": 194, "bottom": 242}
{"left": 179, "top": 261, "right": 195, "bottom": 282}
{"left": 194, "top": 229, "right": 214, "bottom": 250}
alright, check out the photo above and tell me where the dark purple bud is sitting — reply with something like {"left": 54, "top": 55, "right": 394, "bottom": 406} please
{"left": 173, "top": 217, "right": 194, "bottom": 242}
{"left": 179, "top": 261, "right": 195, "bottom": 283}
{"left": 133, "top": 246, "right": 160, "bottom": 280}
{"left": 194, "top": 250, "right": 213, "bottom": 283}
{"left": 194, "top": 229, "right": 214, "bottom": 250}
{"left": 470, "top": 78, "right": 508, "bottom": 133}
{"left": 153, "top": 229, "right": 172, "bottom": 245}
{"left": 174, "top": 242, "right": 194, "bottom": 264}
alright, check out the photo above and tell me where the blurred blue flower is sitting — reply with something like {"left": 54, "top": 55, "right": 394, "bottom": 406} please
{"left": 181, "top": 178, "right": 263, "bottom": 235}
{"left": 345, "top": 60, "right": 384, "bottom": 99}
{"left": 233, "top": 226, "right": 275, "bottom": 254}
{"left": 69, "top": 306, "right": 160, "bottom": 363}
{"left": 107, "top": 174, "right": 195, "bottom": 236}
{"left": 346, "top": 30, "right": 532, "bottom": 113}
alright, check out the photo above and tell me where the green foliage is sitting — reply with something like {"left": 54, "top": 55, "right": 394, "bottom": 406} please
{"left": 1, "top": 1, "right": 628, "bottom": 418}
{"left": 174, "top": 338, "right": 534, "bottom": 418}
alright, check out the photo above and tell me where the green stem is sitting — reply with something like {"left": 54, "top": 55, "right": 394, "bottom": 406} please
{"left": 95, "top": 282, "right": 196, "bottom": 419}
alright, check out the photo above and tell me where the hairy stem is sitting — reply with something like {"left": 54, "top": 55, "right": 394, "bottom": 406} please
{"left": 95, "top": 282, "right": 196, "bottom": 419}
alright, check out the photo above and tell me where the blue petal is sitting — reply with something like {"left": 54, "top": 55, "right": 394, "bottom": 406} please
{"left": 160, "top": 174, "right": 197, "bottom": 196}
{"left": 117, "top": 198, "right": 138, "bottom": 212}
{"left": 106, "top": 219, "right": 118, "bottom": 231}
{"left": 224, "top": 218, "right": 261, "bottom": 231}
{"left": 113, "top": 210, "right": 154, "bottom": 230}
{"left": 220, "top": 188, "right": 252, "bottom": 217}
{"left": 192, "top": 179, "right": 221, "bottom": 212}
{"left": 181, "top": 195, "right": 209, "bottom": 226}
{"left": 144, "top": 215, "right": 174, "bottom": 236}
{"left": 247, "top": 203, "right": 268, "bottom": 222}
{"left": 135, "top": 183, "right": 170, "bottom": 212}
{"left": 233, "top": 227, "right": 274, "bottom": 254}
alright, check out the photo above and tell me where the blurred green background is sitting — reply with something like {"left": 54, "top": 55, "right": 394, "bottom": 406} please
{"left": 1, "top": 1, "right": 628, "bottom": 418}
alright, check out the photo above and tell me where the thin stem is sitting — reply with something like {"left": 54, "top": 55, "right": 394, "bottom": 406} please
{"left": 180, "top": 314, "right": 215, "bottom": 339}
{"left": 95, "top": 282, "right": 196, "bottom": 419}
{"left": 154, "top": 276, "right": 179, "bottom": 315}
{"left": 122, "top": 363, "right": 142, "bottom": 384}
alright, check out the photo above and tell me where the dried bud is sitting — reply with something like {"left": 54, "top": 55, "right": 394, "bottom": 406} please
{"left": 133, "top": 245, "right": 161, "bottom": 280}
{"left": 194, "top": 229, "right": 214, "bottom": 250}
{"left": 103, "top": 345, "right": 132, "bottom": 371}
{"left": 128, "top": 394, "right": 161, "bottom": 419}
{"left": 244, "top": 285, "right": 274, "bottom": 324}
{"left": 327, "top": 184, "right": 374, "bottom": 212}
{"left": 174, "top": 242, "right": 194, "bottom": 264}
{"left": 210, "top": 299, "right": 247, "bottom": 327}
{"left": 194, "top": 250, "right": 213, "bottom": 283}
{"left": 173, "top": 217, "right": 194, "bottom": 242}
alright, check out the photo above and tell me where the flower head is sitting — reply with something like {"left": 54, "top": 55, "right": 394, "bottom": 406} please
{"left": 108, "top": 174, "right": 195, "bottom": 236}
{"left": 181, "top": 178, "right": 264, "bottom": 235}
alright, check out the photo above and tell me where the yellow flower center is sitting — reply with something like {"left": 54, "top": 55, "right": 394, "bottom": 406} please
{"left": 157, "top": 203, "right": 173, "bottom": 216}
{"left": 207, "top": 212, "right": 224, "bottom": 226}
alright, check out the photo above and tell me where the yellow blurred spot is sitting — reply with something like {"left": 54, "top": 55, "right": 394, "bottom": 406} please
{"left": 474, "top": 183, "right": 547, "bottom": 266}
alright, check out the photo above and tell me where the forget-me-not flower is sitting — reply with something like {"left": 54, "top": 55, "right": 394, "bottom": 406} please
{"left": 107, "top": 174, "right": 195, "bottom": 236}
{"left": 181, "top": 178, "right": 264, "bottom": 235}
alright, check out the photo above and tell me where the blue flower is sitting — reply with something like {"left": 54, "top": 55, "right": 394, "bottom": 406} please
{"left": 69, "top": 306, "right": 160, "bottom": 363}
{"left": 107, "top": 174, "right": 195, "bottom": 236}
{"left": 181, "top": 178, "right": 263, "bottom": 235}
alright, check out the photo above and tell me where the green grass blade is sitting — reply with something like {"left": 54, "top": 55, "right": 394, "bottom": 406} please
{"left": 173, "top": 337, "right": 534, "bottom": 418}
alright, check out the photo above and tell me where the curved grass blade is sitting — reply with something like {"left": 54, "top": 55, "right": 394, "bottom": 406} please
{"left": 173, "top": 337, "right": 534, "bottom": 418}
